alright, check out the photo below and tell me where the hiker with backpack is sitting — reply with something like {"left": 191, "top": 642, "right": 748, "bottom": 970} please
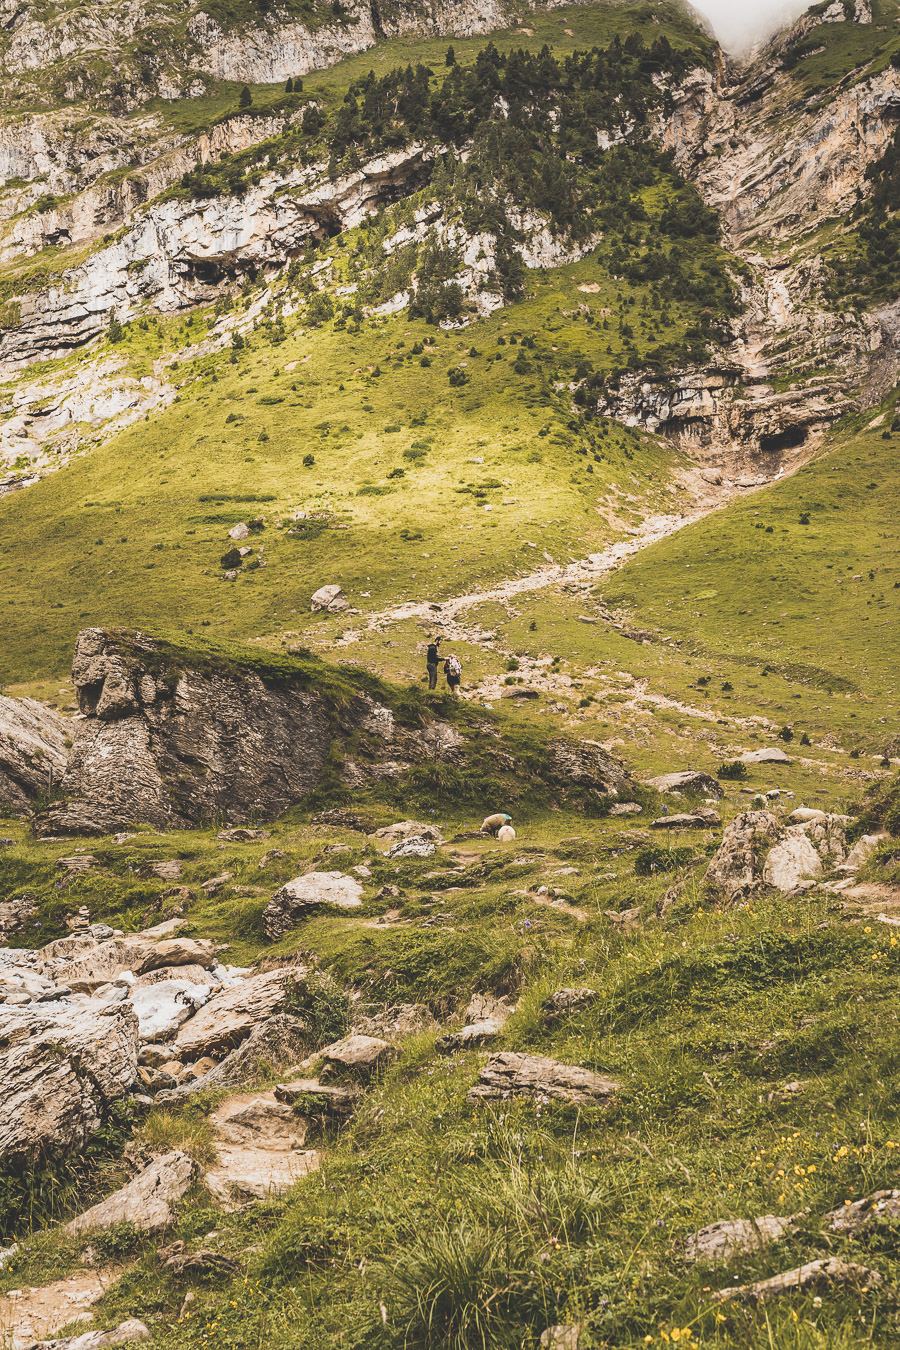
{"left": 425, "top": 635, "right": 443, "bottom": 690}
{"left": 444, "top": 651, "right": 462, "bottom": 696}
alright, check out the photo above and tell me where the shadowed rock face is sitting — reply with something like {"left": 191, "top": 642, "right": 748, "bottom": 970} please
{"left": 36, "top": 628, "right": 333, "bottom": 834}
{"left": 0, "top": 693, "right": 69, "bottom": 812}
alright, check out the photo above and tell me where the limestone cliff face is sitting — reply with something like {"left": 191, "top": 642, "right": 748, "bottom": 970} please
{"left": 0, "top": 111, "right": 304, "bottom": 263}
{"left": 665, "top": 65, "right": 900, "bottom": 248}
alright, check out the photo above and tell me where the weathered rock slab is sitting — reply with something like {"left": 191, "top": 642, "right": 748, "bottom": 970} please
{"left": 174, "top": 968, "right": 301, "bottom": 1059}
{"left": 65, "top": 1151, "right": 196, "bottom": 1234}
{"left": 651, "top": 809, "right": 721, "bottom": 829}
{"left": 0, "top": 693, "right": 69, "bottom": 814}
{"left": 319, "top": 1034, "right": 397, "bottom": 1079}
{"left": 825, "top": 1190, "right": 900, "bottom": 1232}
{"left": 467, "top": 1052, "right": 619, "bottom": 1106}
{"left": 0, "top": 1001, "right": 138, "bottom": 1162}
{"left": 129, "top": 979, "right": 211, "bottom": 1042}
{"left": 685, "top": 1215, "right": 791, "bottom": 1263}
{"left": 711, "top": 1258, "right": 882, "bottom": 1303}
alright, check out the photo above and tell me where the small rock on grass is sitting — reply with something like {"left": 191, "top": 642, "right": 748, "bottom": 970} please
{"left": 651, "top": 809, "right": 721, "bottom": 829}
{"left": 540, "top": 1327, "right": 581, "bottom": 1349}
{"left": 467, "top": 1051, "right": 618, "bottom": 1106}
{"left": 319, "top": 1034, "right": 397, "bottom": 1079}
{"left": 65, "top": 1151, "right": 196, "bottom": 1234}
{"left": 685, "top": 1215, "right": 791, "bottom": 1263}
{"left": 644, "top": 771, "right": 723, "bottom": 798}
{"left": 541, "top": 987, "right": 599, "bottom": 1024}
{"left": 825, "top": 1190, "right": 900, "bottom": 1232}
{"left": 263, "top": 871, "right": 364, "bottom": 939}
{"left": 710, "top": 1257, "right": 882, "bottom": 1304}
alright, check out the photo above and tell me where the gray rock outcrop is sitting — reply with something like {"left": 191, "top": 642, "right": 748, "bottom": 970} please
{"left": 37, "top": 628, "right": 333, "bottom": 834}
{"left": 155, "top": 1014, "right": 311, "bottom": 1103}
{"left": 25, "top": 1321, "right": 150, "bottom": 1349}
{"left": 704, "top": 811, "right": 782, "bottom": 902}
{"left": 467, "top": 1052, "right": 619, "bottom": 1106}
{"left": 0, "top": 694, "right": 69, "bottom": 813}
{"left": 685, "top": 1215, "right": 791, "bottom": 1263}
{"left": 706, "top": 810, "right": 851, "bottom": 902}
{"left": 263, "top": 871, "right": 364, "bottom": 939}
{"left": 65, "top": 1151, "right": 196, "bottom": 1233}
{"left": 0, "top": 1000, "right": 138, "bottom": 1162}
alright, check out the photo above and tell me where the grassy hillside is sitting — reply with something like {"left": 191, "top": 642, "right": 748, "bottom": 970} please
{"left": 1, "top": 763, "right": 899, "bottom": 1346}
{"left": 608, "top": 406, "right": 900, "bottom": 754}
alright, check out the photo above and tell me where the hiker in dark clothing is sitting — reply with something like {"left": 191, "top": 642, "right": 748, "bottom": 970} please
{"left": 426, "top": 636, "right": 443, "bottom": 690}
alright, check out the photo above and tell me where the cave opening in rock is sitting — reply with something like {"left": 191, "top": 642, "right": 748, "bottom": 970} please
{"left": 759, "top": 426, "right": 809, "bottom": 452}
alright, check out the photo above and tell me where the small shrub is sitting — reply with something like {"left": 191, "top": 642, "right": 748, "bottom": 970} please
{"left": 777, "top": 726, "right": 794, "bottom": 742}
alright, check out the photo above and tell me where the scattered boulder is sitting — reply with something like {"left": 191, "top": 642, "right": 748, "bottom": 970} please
{"left": 155, "top": 1014, "right": 311, "bottom": 1103}
{"left": 386, "top": 836, "right": 436, "bottom": 859}
{"left": 651, "top": 809, "right": 721, "bottom": 829}
{"left": 217, "top": 827, "right": 270, "bottom": 842}
{"left": 310, "top": 584, "right": 345, "bottom": 612}
{"left": 609, "top": 802, "right": 642, "bottom": 816}
{"left": 467, "top": 1052, "right": 619, "bottom": 1106}
{"left": 373, "top": 821, "right": 445, "bottom": 843}
{"left": 174, "top": 968, "right": 303, "bottom": 1059}
{"left": 704, "top": 811, "right": 781, "bottom": 903}
{"left": 228, "top": 522, "right": 250, "bottom": 540}
{"left": 825, "top": 1190, "right": 900, "bottom": 1232}
{"left": 312, "top": 808, "right": 374, "bottom": 833}
{"left": 263, "top": 871, "right": 364, "bottom": 939}
{"left": 604, "top": 906, "right": 641, "bottom": 931}
{"left": 644, "top": 771, "right": 723, "bottom": 799}
{"left": 65, "top": 1151, "right": 196, "bottom": 1234}
{"left": 436, "top": 1018, "right": 505, "bottom": 1052}
{"left": 541, "top": 988, "right": 599, "bottom": 1024}
{"left": 788, "top": 808, "right": 827, "bottom": 824}
{"left": 0, "top": 895, "right": 37, "bottom": 940}
{"left": 710, "top": 1258, "right": 882, "bottom": 1304}
{"left": 274, "top": 1080, "right": 358, "bottom": 1118}
{"left": 763, "top": 814, "right": 849, "bottom": 893}
{"left": 685, "top": 1215, "right": 791, "bottom": 1263}
{"left": 319, "top": 1034, "right": 397, "bottom": 1079}
{"left": 0, "top": 693, "right": 69, "bottom": 814}
{"left": 0, "top": 1001, "right": 138, "bottom": 1162}
{"left": 740, "top": 748, "right": 791, "bottom": 765}
{"left": 838, "top": 833, "right": 884, "bottom": 874}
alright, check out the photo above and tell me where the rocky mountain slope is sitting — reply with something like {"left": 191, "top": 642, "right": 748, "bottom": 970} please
{"left": 0, "top": 1, "right": 898, "bottom": 1347}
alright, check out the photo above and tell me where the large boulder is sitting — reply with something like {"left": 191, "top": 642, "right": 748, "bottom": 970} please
{"left": 130, "top": 979, "right": 212, "bottom": 1042}
{"left": 704, "top": 811, "right": 781, "bottom": 902}
{"left": 0, "top": 1001, "right": 138, "bottom": 1162}
{"left": 319, "top": 1034, "right": 397, "bottom": 1079}
{"left": 65, "top": 1151, "right": 196, "bottom": 1234}
{"left": 0, "top": 694, "right": 69, "bottom": 814}
{"left": 545, "top": 739, "right": 632, "bottom": 797}
{"left": 707, "top": 810, "right": 851, "bottom": 901}
{"left": 35, "top": 628, "right": 334, "bottom": 834}
{"left": 173, "top": 968, "right": 303, "bottom": 1059}
{"left": 263, "top": 872, "right": 364, "bottom": 939}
